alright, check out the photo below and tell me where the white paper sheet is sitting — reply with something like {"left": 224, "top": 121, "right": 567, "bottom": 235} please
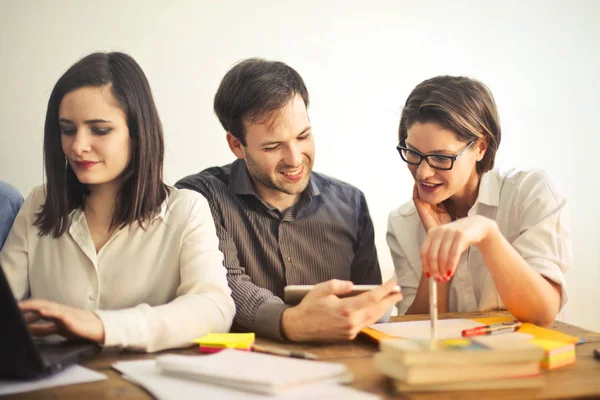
{"left": 369, "top": 319, "right": 485, "bottom": 339}
{"left": 114, "top": 360, "right": 379, "bottom": 400}
{"left": 155, "top": 350, "right": 350, "bottom": 393}
{"left": 471, "top": 332, "right": 534, "bottom": 348}
{"left": 0, "top": 365, "right": 106, "bottom": 396}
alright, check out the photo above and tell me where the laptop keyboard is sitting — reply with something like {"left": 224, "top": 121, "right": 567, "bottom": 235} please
{"left": 36, "top": 342, "right": 98, "bottom": 366}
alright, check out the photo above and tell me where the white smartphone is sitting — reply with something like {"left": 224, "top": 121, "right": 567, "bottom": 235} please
{"left": 283, "top": 284, "right": 401, "bottom": 305}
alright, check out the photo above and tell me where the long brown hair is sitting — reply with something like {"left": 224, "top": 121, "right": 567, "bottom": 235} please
{"left": 398, "top": 75, "right": 501, "bottom": 175}
{"left": 35, "top": 52, "right": 168, "bottom": 237}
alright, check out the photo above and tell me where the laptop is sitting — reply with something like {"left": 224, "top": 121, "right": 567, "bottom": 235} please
{"left": 0, "top": 265, "right": 100, "bottom": 379}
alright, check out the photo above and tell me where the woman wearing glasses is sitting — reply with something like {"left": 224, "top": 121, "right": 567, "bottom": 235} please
{"left": 387, "top": 76, "right": 570, "bottom": 326}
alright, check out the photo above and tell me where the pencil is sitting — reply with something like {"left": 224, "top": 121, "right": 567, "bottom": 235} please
{"left": 251, "top": 344, "right": 318, "bottom": 360}
{"left": 429, "top": 278, "right": 437, "bottom": 348}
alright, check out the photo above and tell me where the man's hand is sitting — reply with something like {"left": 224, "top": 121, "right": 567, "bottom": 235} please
{"left": 281, "top": 279, "right": 403, "bottom": 342}
{"left": 19, "top": 299, "right": 105, "bottom": 343}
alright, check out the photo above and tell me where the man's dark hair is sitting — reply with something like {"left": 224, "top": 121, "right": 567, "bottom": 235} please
{"left": 214, "top": 58, "right": 309, "bottom": 145}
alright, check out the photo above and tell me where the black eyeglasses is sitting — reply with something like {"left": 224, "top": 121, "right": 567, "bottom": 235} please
{"left": 396, "top": 140, "right": 475, "bottom": 171}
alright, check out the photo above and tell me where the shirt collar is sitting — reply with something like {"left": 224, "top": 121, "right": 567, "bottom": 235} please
{"left": 473, "top": 169, "right": 500, "bottom": 208}
{"left": 230, "top": 159, "right": 259, "bottom": 196}
{"left": 69, "top": 189, "right": 170, "bottom": 228}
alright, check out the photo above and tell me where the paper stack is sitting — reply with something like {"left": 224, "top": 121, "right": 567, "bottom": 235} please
{"left": 113, "top": 350, "right": 379, "bottom": 400}
{"left": 530, "top": 339, "right": 576, "bottom": 369}
{"left": 374, "top": 338, "right": 545, "bottom": 392}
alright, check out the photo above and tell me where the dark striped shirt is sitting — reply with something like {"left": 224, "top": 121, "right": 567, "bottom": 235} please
{"left": 176, "top": 159, "right": 381, "bottom": 340}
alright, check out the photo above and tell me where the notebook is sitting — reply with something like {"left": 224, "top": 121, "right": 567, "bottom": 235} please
{"left": 155, "top": 350, "right": 352, "bottom": 395}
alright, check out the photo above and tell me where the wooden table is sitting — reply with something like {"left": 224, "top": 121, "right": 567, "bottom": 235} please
{"left": 5, "top": 311, "right": 600, "bottom": 399}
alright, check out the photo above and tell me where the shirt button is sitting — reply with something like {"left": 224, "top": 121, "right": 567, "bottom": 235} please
{"left": 287, "top": 256, "right": 291, "bottom": 262}
{"left": 89, "top": 294, "right": 95, "bottom": 301}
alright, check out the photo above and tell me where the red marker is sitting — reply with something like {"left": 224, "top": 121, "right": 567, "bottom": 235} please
{"left": 462, "top": 321, "right": 522, "bottom": 337}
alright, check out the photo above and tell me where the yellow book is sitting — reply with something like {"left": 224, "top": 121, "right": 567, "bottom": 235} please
{"left": 541, "top": 354, "right": 576, "bottom": 369}
{"left": 529, "top": 339, "right": 576, "bottom": 369}
{"left": 363, "top": 317, "right": 579, "bottom": 346}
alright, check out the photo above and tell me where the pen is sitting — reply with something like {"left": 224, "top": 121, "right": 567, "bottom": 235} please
{"left": 462, "top": 321, "right": 522, "bottom": 337}
{"left": 429, "top": 278, "right": 437, "bottom": 347}
{"left": 251, "top": 344, "right": 318, "bottom": 360}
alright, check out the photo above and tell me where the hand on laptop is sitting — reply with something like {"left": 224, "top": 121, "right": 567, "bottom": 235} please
{"left": 19, "top": 299, "right": 105, "bottom": 343}
{"left": 281, "top": 279, "right": 402, "bottom": 342}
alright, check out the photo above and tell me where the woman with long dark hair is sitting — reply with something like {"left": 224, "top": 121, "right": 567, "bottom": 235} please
{"left": 0, "top": 52, "right": 235, "bottom": 352}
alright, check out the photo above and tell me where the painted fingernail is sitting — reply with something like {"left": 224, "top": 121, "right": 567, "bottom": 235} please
{"left": 436, "top": 277, "right": 442, "bottom": 283}
{"left": 426, "top": 272, "right": 431, "bottom": 278}
{"left": 447, "top": 271, "right": 451, "bottom": 277}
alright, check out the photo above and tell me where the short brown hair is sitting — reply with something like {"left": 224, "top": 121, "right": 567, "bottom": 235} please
{"left": 214, "top": 58, "right": 309, "bottom": 146}
{"left": 398, "top": 76, "right": 501, "bottom": 175}
{"left": 35, "top": 52, "right": 168, "bottom": 237}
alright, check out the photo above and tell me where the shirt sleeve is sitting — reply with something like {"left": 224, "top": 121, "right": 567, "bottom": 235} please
{"left": 0, "top": 182, "right": 24, "bottom": 250}
{"left": 387, "top": 211, "right": 420, "bottom": 315}
{"left": 176, "top": 178, "right": 289, "bottom": 341}
{"left": 1, "top": 186, "right": 40, "bottom": 301}
{"left": 510, "top": 170, "right": 571, "bottom": 311}
{"left": 349, "top": 192, "right": 382, "bottom": 285}
{"left": 94, "top": 193, "right": 236, "bottom": 352}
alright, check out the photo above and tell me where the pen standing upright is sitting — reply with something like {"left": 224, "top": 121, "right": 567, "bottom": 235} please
{"left": 429, "top": 278, "right": 437, "bottom": 347}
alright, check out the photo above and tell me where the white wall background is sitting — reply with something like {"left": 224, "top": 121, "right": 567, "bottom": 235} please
{"left": 1, "top": 0, "right": 598, "bottom": 331}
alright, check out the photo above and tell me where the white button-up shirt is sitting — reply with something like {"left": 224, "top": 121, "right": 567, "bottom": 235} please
{"left": 387, "top": 168, "right": 571, "bottom": 315}
{"left": 0, "top": 185, "right": 235, "bottom": 352}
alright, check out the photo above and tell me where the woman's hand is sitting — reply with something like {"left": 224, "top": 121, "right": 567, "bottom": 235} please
{"left": 420, "top": 215, "right": 497, "bottom": 281}
{"left": 413, "top": 185, "right": 452, "bottom": 232}
{"left": 19, "top": 299, "right": 105, "bottom": 343}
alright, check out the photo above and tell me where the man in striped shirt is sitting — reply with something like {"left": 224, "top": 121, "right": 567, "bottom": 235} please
{"left": 176, "top": 58, "right": 402, "bottom": 341}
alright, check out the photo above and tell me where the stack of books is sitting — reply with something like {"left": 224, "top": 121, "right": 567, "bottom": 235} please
{"left": 374, "top": 338, "right": 546, "bottom": 392}
{"left": 365, "top": 316, "right": 581, "bottom": 371}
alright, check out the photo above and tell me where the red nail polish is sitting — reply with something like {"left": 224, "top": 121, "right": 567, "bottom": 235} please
{"left": 436, "top": 277, "right": 442, "bottom": 283}
{"left": 447, "top": 271, "right": 451, "bottom": 277}
{"left": 426, "top": 272, "right": 431, "bottom": 278}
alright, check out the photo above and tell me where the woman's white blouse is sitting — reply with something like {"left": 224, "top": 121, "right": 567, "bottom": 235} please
{"left": 0, "top": 185, "right": 235, "bottom": 352}
{"left": 387, "top": 168, "right": 571, "bottom": 315}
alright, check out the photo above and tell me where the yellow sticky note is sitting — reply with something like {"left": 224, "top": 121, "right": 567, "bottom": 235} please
{"left": 192, "top": 333, "right": 255, "bottom": 349}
